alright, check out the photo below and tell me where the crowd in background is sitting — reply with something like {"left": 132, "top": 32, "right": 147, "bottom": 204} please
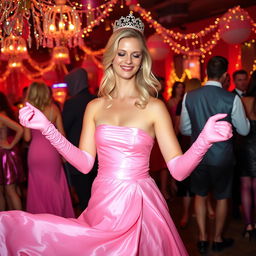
{"left": 0, "top": 62, "right": 256, "bottom": 252}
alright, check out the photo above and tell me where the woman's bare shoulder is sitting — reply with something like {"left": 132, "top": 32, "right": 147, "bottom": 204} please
{"left": 87, "top": 97, "right": 105, "bottom": 108}
{"left": 85, "top": 97, "right": 108, "bottom": 116}
{"left": 51, "top": 102, "right": 61, "bottom": 112}
{"left": 147, "top": 97, "right": 167, "bottom": 111}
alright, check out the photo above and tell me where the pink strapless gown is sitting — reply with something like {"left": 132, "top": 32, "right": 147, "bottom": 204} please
{"left": 0, "top": 125, "right": 188, "bottom": 256}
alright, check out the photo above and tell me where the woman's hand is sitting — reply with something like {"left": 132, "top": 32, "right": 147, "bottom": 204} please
{"left": 166, "top": 113, "right": 233, "bottom": 181}
{"left": 201, "top": 113, "right": 233, "bottom": 144}
{"left": 19, "top": 102, "right": 51, "bottom": 132}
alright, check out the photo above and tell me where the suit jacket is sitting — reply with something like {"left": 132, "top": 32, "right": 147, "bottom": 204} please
{"left": 185, "top": 85, "right": 236, "bottom": 167}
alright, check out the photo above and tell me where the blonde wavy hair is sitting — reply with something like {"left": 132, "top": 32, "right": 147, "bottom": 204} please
{"left": 26, "top": 82, "right": 51, "bottom": 111}
{"left": 98, "top": 28, "right": 161, "bottom": 108}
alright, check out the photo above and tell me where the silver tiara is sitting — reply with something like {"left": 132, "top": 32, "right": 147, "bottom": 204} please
{"left": 113, "top": 13, "right": 144, "bottom": 34}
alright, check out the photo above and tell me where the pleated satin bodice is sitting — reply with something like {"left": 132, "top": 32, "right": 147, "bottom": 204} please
{"left": 95, "top": 124, "right": 154, "bottom": 180}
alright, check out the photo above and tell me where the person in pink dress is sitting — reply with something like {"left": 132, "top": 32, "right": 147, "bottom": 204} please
{"left": 0, "top": 92, "right": 24, "bottom": 211}
{"left": 24, "top": 82, "right": 74, "bottom": 217}
{"left": 0, "top": 14, "right": 232, "bottom": 255}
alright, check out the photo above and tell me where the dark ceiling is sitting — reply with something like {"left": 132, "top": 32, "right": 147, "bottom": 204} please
{"left": 138, "top": 0, "right": 256, "bottom": 27}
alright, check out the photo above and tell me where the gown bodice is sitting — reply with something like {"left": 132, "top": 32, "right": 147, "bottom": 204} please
{"left": 95, "top": 124, "right": 154, "bottom": 180}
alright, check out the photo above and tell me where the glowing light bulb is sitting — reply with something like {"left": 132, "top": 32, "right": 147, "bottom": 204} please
{"left": 59, "top": 21, "right": 65, "bottom": 29}
{"left": 69, "top": 24, "right": 75, "bottom": 30}
{"left": 49, "top": 24, "right": 55, "bottom": 31}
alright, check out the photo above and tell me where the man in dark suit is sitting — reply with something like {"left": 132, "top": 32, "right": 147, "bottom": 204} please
{"left": 62, "top": 67, "right": 97, "bottom": 213}
{"left": 180, "top": 56, "right": 250, "bottom": 254}
{"left": 232, "top": 69, "right": 249, "bottom": 97}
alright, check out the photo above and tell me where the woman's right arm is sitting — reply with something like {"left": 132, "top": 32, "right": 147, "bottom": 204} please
{"left": 78, "top": 100, "right": 97, "bottom": 157}
{"left": 19, "top": 102, "right": 96, "bottom": 174}
{"left": 23, "top": 127, "right": 31, "bottom": 142}
{"left": 151, "top": 99, "right": 232, "bottom": 181}
{"left": 0, "top": 114, "right": 23, "bottom": 149}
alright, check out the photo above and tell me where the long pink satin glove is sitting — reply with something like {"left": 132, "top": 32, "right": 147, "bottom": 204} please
{"left": 19, "top": 102, "right": 95, "bottom": 174}
{"left": 167, "top": 113, "right": 232, "bottom": 181}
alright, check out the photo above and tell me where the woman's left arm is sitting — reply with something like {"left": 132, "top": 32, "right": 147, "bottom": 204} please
{"left": 152, "top": 100, "right": 232, "bottom": 181}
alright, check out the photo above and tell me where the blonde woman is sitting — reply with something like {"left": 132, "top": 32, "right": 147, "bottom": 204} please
{"left": 24, "top": 82, "right": 74, "bottom": 217}
{"left": 0, "top": 15, "right": 232, "bottom": 255}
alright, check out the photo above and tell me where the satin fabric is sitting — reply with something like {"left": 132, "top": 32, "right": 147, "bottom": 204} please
{"left": 0, "top": 125, "right": 188, "bottom": 256}
{"left": 0, "top": 126, "right": 25, "bottom": 185}
{"left": 0, "top": 147, "right": 25, "bottom": 185}
{"left": 26, "top": 130, "right": 74, "bottom": 217}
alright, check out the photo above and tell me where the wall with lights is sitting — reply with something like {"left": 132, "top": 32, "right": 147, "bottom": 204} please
{"left": 0, "top": 1, "right": 255, "bottom": 102}
{"left": 150, "top": 5, "right": 256, "bottom": 96}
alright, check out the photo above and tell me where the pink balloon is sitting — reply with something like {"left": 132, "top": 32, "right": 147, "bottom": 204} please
{"left": 219, "top": 9, "right": 252, "bottom": 44}
{"left": 147, "top": 34, "right": 170, "bottom": 60}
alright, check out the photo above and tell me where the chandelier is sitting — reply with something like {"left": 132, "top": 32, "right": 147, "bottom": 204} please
{"left": 8, "top": 57, "right": 22, "bottom": 69}
{"left": 52, "top": 46, "right": 70, "bottom": 64}
{"left": 43, "top": 0, "right": 82, "bottom": 48}
{"left": 1, "top": 34, "right": 28, "bottom": 60}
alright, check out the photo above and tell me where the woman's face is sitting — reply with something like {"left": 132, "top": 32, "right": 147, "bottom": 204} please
{"left": 175, "top": 83, "right": 185, "bottom": 96}
{"left": 112, "top": 37, "right": 143, "bottom": 80}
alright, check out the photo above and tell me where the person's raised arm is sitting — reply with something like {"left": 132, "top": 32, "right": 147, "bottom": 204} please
{"left": 0, "top": 114, "right": 23, "bottom": 149}
{"left": 19, "top": 102, "right": 96, "bottom": 174}
{"left": 152, "top": 100, "right": 232, "bottom": 181}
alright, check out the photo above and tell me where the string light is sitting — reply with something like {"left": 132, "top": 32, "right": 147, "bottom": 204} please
{"left": 165, "top": 69, "right": 192, "bottom": 99}
{"left": 81, "top": 45, "right": 105, "bottom": 56}
{"left": 0, "top": 2, "right": 255, "bottom": 85}
{"left": 251, "top": 59, "right": 256, "bottom": 74}
{"left": 131, "top": 5, "right": 255, "bottom": 57}
{"left": 0, "top": 67, "right": 11, "bottom": 83}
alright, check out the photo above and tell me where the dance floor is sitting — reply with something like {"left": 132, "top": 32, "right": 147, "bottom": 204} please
{"left": 169, "top": 196, "right": 256, "bottom": 256}
{"left": 19, "top": 175, "right": 256, "bottom": 255}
